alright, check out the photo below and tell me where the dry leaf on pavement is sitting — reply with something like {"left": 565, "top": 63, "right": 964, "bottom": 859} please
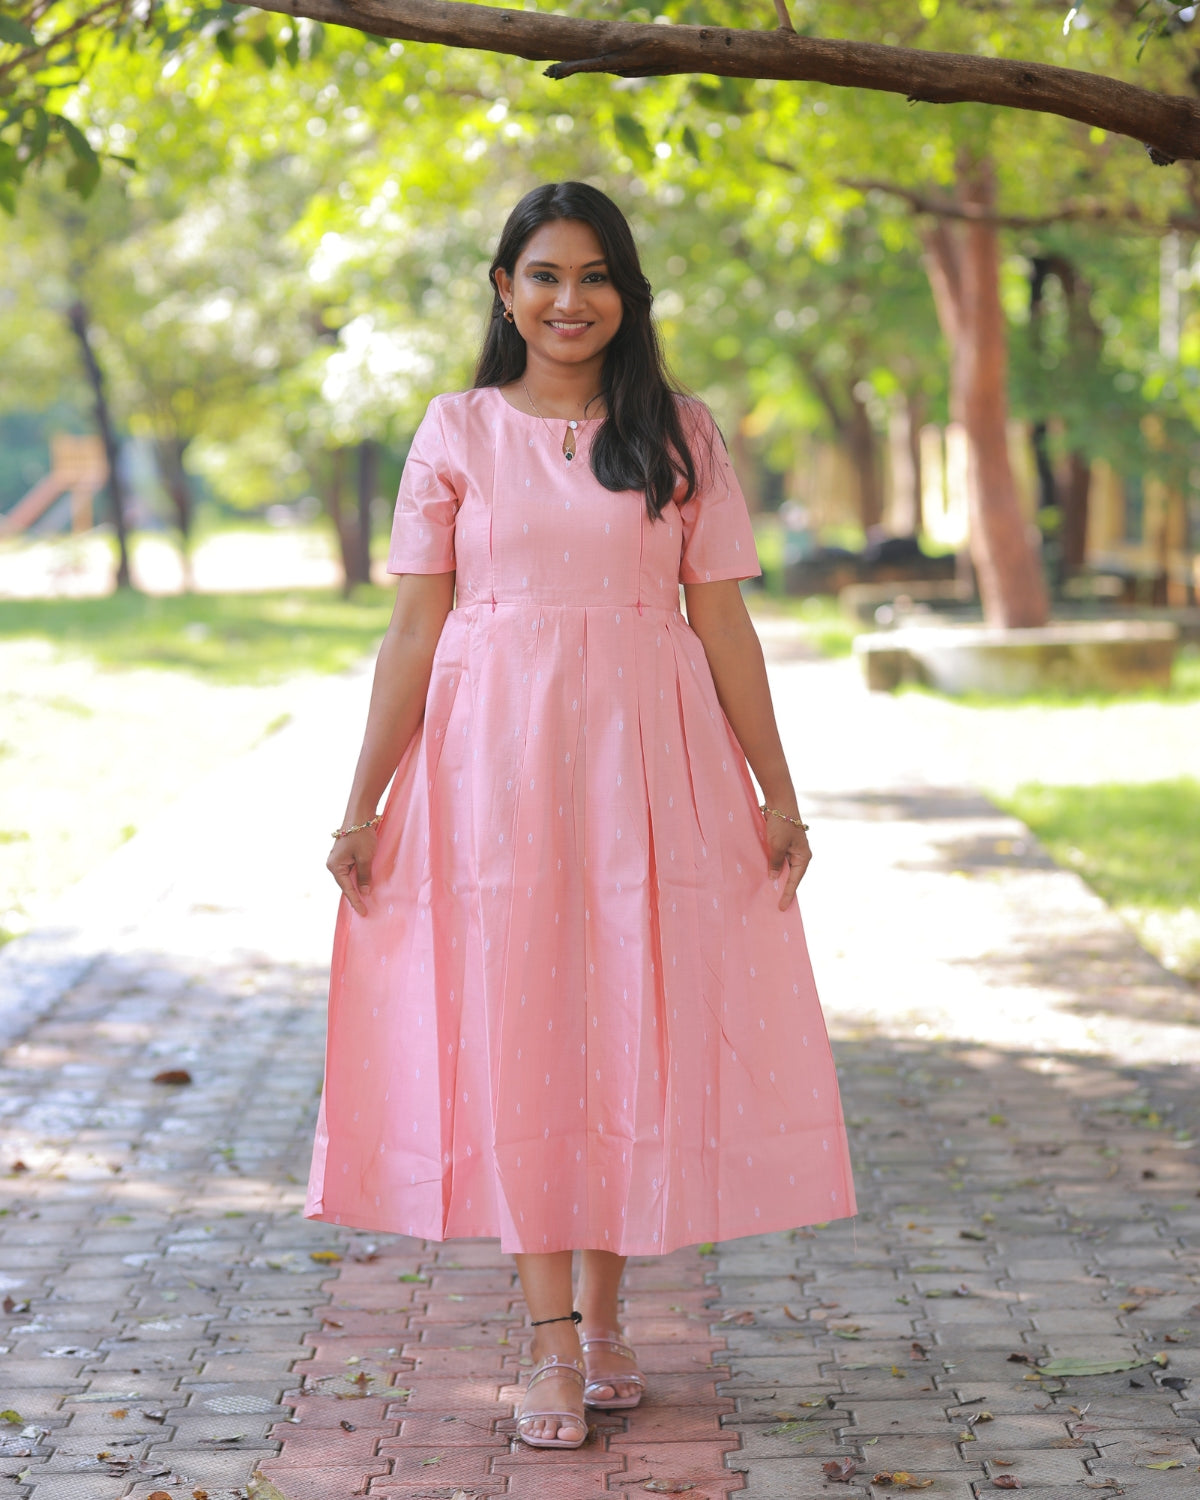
{"left": 151, "top": 1068, "right": 192, "bottom": 1085}
{"left": 822, "top": 1458, "right": 858, "bottom": 1482}
{"left": 991, "top": 1479, "right": 1022, "bottom": 1490}
{"left": 643, "top": 1483, "right": 695, "bottom": 1494}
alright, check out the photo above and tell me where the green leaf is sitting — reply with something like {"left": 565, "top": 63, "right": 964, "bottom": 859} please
{"left": 1038, "top": 1355, "right": 1149, "bottom": 1377}
{"left": 214, "top": 26, "right": 236, "bottom": 63}
{"left": 612, "top": 112, "right": 652, "bottom": 166}
{"left": 0, "top": 17, "right": 37, "bottom": 46}
{"left": 57, "top": 116, "right": 100, "bottom": 196}
{"left": 252, "top": 34, "right": 276, "bottom": 69}
{"left": 284, "top": 31, "right": 300, "bottom": 67}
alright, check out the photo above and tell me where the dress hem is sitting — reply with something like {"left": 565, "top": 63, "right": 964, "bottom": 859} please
{"left": 302, "top": 1201, "right": 857, "bottom": 1257}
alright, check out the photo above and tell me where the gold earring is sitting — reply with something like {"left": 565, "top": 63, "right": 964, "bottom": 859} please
{"left": 503, "top": 305, "right": 514, "bottom": 323}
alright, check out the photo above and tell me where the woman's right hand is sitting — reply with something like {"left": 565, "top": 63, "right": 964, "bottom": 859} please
{"left": 327, "top": 828, "right": 378, "bottom": 917}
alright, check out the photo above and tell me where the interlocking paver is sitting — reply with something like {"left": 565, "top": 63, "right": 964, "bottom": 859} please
{"left": 4, "top": 638, "right": 1200, "bottom": 1498}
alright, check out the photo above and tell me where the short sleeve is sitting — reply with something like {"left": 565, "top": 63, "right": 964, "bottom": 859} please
{"left": 386, "top": 399, "right": 460, "bottom": 575}
{"left": 676, "top": 403, "right": 762, "bottom": 586}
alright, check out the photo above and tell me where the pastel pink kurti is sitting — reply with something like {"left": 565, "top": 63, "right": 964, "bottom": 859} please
{"left": 305, "top": 386, "right": 855, "bottom": 1254}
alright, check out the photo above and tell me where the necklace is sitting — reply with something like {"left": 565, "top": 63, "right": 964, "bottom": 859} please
{"left": 520, "top": 381, "right": 597, "bottom": 464}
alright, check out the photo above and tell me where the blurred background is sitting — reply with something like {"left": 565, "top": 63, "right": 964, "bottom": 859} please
{"left": 1, "top": 0, "right": 1197, "bottom": 979}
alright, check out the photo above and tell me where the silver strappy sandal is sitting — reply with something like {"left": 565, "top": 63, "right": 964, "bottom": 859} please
{"left": 579, "top": 1327, "right": 646, "bottom": 1410}
{"left": 515, "top": 1353, "right": 588, "bottom": 1448}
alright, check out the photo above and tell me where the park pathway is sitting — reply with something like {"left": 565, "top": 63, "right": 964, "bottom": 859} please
{"left": 1, "top": 636, "right": 1199, "bottom": 1499}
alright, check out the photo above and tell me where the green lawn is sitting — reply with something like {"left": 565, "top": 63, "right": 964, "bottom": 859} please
{"left": 748, "top": 592, "right": 860, "bottom": 658}
{"left": 0, "top": 585, "right": 397, "bottom": 944}
{"left": 1002, "top": 778, "right": 1200, "bottom": 980}
{"left": 0, "top": 586, "right": 395, "bottom": 684}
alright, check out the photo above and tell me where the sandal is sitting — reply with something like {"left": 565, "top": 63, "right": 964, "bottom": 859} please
{"left": 579, "top": 1327, "right": 646, "bottom": 1410}
{"left": 515, "top": 1354, "right": 588, "bottom": 1449}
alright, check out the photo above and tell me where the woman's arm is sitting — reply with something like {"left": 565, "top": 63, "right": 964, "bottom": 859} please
{"left": 327, "top": 571, "right": 456, "bottom": 915}
{"left": 682, "top": 578, "right": 811, "bottom": 910}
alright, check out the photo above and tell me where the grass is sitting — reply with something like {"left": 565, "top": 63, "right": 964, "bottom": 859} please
{"left": 0, "top": 584, "right": 396, "bottom": 945}
{"left": 749, "top": 591, "right": 860, "bottom": 658}
{"left": 1002, "top": 778, "right": 1200, "bottom": 981}
{"left": 0, "top": 587, "right": 395, "bottom": 685}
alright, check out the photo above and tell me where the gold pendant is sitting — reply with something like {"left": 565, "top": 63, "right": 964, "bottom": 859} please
{"left": 562, "top": 420, "right": 578, "bottom": 463}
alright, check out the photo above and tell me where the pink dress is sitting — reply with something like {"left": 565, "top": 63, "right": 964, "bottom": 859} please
{"left": 305, "top": 386, "right": 855, "bottom": 1254}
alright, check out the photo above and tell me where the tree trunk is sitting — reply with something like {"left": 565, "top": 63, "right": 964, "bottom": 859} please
{"left": 322, "top": 446, "right": 372, "bottom": 593}
{"left": 355, "top": 439, "right": 378, "bottom": 585}
{"left": 801, "top": 362, "right": 882, "bottom": 533}
{"left": 66, "top": 299, "right": 133, "bottom": 590}
{"left": 845, "top": 387, "right": 883, "bottom": 532}
{"left": 1062, "top": 451, "right": 1091, "bottom": 573}
{"left": 923, "top": 157, "right": 1050, "bottom": 628}
{"left": 887, "top": 391, "right": 923, "bottom": 537}
{"left": 156, "top": 435, "right": 196, "bottom": 591}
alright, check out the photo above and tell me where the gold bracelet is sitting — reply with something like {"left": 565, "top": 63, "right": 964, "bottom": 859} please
{"left": 331, "top": 814, "right": 382, "bottom": 841}
{"left": 760, "top": 803, "right": 810, "bottom": 832}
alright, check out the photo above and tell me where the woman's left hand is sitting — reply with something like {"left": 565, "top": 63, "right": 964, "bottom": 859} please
{"left": 765, "top": 815, "right": 811, "bottom": 912}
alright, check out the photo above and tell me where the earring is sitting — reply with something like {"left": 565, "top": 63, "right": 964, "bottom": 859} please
{"left": 503, "top": 305, "right": 514, "bottom": 323}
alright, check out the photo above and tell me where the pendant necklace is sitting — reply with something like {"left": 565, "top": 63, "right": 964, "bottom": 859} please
{"left": 521, "top": 380, "right": 595, "bottom": 464}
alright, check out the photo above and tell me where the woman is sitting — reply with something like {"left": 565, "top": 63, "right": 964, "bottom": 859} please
{"left": 306, "top": 181, "right": 855, "bottom": 1449}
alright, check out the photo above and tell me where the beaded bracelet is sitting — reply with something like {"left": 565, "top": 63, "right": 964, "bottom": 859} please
{"left": 331, "top": 814, "right": 382, "bottom": 841}
{"left": 760, "top": 803, "right": 810, "bottom": 832}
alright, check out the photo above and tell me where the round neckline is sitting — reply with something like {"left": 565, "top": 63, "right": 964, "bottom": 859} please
{"left": 491, "top": 385, "right": 604, "bottom": 423}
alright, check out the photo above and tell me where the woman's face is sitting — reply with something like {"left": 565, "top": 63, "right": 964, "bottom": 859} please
{"left": 494, "top": 218, "right": 624, "bottom": 377}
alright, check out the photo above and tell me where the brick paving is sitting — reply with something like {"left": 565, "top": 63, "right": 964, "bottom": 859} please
{"left": 1, "top": 646, "right": 1198, "bottom": 1498}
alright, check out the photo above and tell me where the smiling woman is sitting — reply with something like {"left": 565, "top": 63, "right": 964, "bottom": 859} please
{"left": 307, "top": 181, "right": 855, "bottom": 1454}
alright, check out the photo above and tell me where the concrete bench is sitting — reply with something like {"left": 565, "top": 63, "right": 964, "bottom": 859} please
{"left": 854, "top": 619, "right": 1179, "bottom": 695}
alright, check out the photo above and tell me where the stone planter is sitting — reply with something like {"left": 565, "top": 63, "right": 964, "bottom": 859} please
{"left": 854, "top": 619, "right": 1179, "bottom": 695}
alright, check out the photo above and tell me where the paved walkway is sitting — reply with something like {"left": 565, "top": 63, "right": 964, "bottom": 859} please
{"left": 1, "top": 642, "right": 1198, "bottom": 1499}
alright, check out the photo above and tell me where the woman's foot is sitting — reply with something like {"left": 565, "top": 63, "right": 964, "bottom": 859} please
{"left": 579, "top": 1326, "right": 645, "bottom": 1409}
{"left": 516, "top": 1352, "right": 587, "bottom": 1447}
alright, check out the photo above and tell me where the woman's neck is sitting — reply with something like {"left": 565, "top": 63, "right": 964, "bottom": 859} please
{"left": 518, "top": 354, "right": 605, "bottom": 419}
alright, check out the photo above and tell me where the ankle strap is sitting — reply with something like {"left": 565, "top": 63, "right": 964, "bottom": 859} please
{"left": 531, "top": 1310, "right": 582, "bottom": 1328}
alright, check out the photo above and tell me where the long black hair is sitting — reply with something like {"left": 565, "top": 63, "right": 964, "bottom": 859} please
{"left": 474, "top": 182, "right": 698, "bottom": 520}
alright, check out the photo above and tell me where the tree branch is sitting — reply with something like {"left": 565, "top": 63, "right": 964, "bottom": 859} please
{"left": 241, "top": 0, "right": 1200, "bottom": 163}
{"left": 843, "top": 175, "right": 1200, "bottom": 233}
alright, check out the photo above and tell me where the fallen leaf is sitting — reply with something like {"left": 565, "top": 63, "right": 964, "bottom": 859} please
{"left": 991, "top": 1479, "right": 1022, "bottom": 1491}
{"left": 148, "top": 1493, "right": 172, "bottom": 1500}
{"left": 310, "top": 1251, "right": 342, "bottom": 1263}
{"left": 246, "top": 1476, "right": 290, "bottom": 1500}
{"left": 0, "top": 1411, "right": 23, "bottom": 1425}
{"left": 9, "top": 1160, "right": 28, "bottom": 1174}
{"left": 396, "top": 1273, "right": 428, "bottom": 1283}
{"left": 890, "top": 1365, "right": 906, "bottom": 1378}
{"left": 140, "top": 1409, "right": 167, "bottom": 1422}
{"left": 109, "top": 1409, "right": 128, "bottom": 1419}
{"left": 421, "top": 1455, "right": 443, "bottom": 1466}
{"left": 193, "top": 1491, "right": 209, "bottom": 1499}
{"left": 783, "top": 1305, "right": 803, "bottom": 1322}
{"left": 1129, "top": 1286, "right": 1164, "bottom": 1297}
{"left": 1007, "top": 1352, "right": 1033, "bottom": 1364}
{"left": 644, "top": 1483, "right": 695, "bottom": 1494}
{"left": 1147, "top": 1460, "right": 1184, "bottom": 1469}
{"left": 1161, "top": 1376, "right": 1189, "bottom": 1392}
{"left": 151, "top": 1069, "right": 192, "bottom": 1085}
{"left": 822, "top": 1458, "right": 858, "bottom": 1483}
{"left": 1038, "top": 1356, "right": 1147, "bottom": 1377}
{"left": 910, "top": 1341, "right": 928, "bottom": 1361}
{"left": 1072, "top": 1423, "right": 1103, "bottom": 1433}
{"left": 959, "top": 1228, "right": 987, "bottom": 1241}
{"left": 339, "top": 1419, "right": 356, "bottom": 1431}
{"left": 1118, "top": 1301, "right": 1144, "bottom": 1312}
